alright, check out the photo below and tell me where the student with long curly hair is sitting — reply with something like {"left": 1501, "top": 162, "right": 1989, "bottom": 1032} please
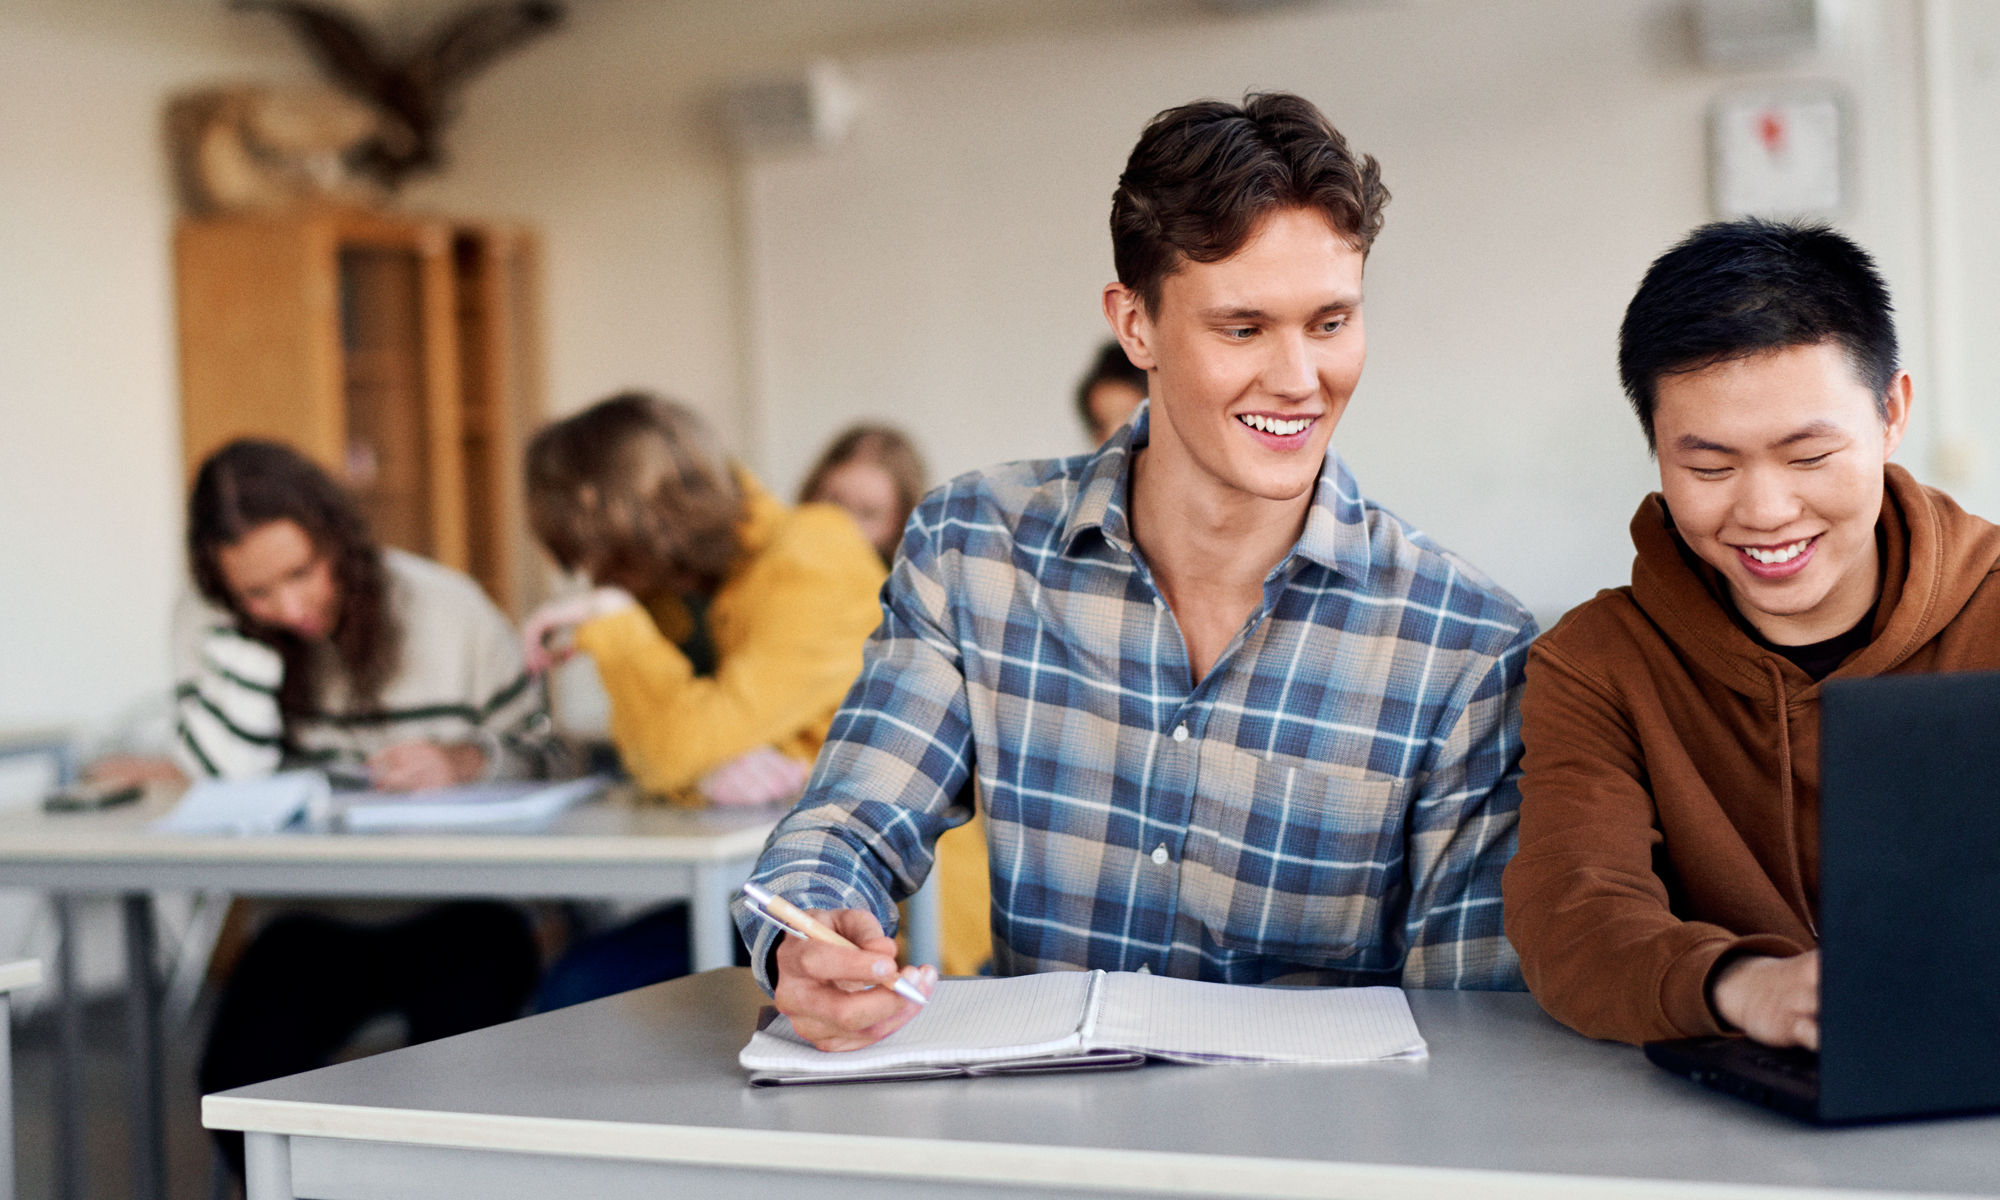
{"left": 174, "top": 440, "right": 555, "bottom": 783}
{"left": 178, "top": 439, "right": 553, "bottom": 1179}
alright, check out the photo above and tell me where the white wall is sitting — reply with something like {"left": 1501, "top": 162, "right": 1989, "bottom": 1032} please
{"left": 740, "top": 0, "right": 1944, "bottom": 625}
{"left": 400, "top": 0, "right": 755, "bottom": 444}
{"left": 1931, "top": 0, "right": 2000, "bottom": 521}
{"left": 0, "top": 2, "right": 308, "bottom": 731}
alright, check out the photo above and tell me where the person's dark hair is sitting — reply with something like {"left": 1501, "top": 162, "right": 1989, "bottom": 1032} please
{"left": 1073, "top": 341, "right": 1148, "bottom": 436}
{"left": 1619, "top": 218, "right": 1900, "bottom": 453}
{"left": 1110, "top": 91, "right": 1389, "bottom": 316}
{"left": 797, "top": 423, "right": 928, "bottom": 554}
{"left": 187, "top": 439, "right": 398, "bottom": 719}
{"left": 525, "top": 392, "right": 745, "bottom": 598}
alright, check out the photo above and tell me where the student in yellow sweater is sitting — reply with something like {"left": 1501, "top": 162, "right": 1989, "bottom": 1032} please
{"left": 522, "top": 392, "right": 887, "bottom": 1003}
{"left": 524, "top": 393, "right": 885, "bottom": 799}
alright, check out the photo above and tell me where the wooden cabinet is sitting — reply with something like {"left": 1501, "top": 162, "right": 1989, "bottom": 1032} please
{"left": 174, "top": 210, "right": 546, "bottom": 617}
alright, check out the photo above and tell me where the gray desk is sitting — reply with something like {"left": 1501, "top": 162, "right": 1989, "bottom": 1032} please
{"left": 0, "top": 792, "right": 781, "bottom": 1200}
{"left": 206, "top": 968, "right": 2000, "bottom": 1200}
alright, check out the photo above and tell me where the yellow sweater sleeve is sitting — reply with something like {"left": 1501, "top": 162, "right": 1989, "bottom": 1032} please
{"left": 575, "top": 505, "right": 886, "bottom": 800}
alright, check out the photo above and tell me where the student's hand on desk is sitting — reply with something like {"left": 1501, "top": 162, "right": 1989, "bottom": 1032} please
{"left": 1712, "top": 950, "right": 1820, "bottom": 1050}
{"left": 773, "top": 907, "right": 937, "bottom": 1052}
{"left": 367, "top": 741, "right": 486, "bottom": 791}
{"left": 521, "top": 588, "right": 638, "bottom": 672}
{"left": 85, "top": 755, "right": 187, "bottom": 790}
{"left": 700, "top": 747, "right": 808, "bottom": 807}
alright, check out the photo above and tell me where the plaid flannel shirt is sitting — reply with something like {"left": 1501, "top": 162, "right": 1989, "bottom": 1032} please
{"left": 740, "top": 410, "right": 1536, "bottom": 990}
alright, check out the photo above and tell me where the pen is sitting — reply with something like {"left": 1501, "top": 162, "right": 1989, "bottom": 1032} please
{"left": 740, "top": 882, "right": 929, "bottom": 1006}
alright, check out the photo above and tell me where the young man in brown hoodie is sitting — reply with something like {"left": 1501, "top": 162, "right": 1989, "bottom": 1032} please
{"left": 1503, "top": 219, "right": 2000, "bottom": 1049}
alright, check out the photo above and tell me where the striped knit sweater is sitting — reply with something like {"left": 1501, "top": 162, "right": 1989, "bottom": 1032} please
{"left": 172, "top": 549, "right": 553, "bottom": 782}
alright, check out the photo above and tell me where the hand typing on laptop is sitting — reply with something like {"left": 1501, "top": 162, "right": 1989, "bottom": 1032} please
{"left": 1711, "top": 952, "right": 1819, "bottom": 1051}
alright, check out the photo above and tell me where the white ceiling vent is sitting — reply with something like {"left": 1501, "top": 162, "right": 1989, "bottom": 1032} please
{"left": 1695, "top": 0, "right": 1825, "bottom": 67}
{"left": 720, "top": 61, "right": 858, "bottom": 155}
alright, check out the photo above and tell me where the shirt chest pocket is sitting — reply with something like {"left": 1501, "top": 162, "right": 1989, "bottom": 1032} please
{"left": 1181, "top": 745, "right": 1410, "bottom": 971}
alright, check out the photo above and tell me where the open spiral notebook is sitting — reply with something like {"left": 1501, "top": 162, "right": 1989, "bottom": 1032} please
{"left": 740, "top": 970, "right": 1427, "bottom": 1085}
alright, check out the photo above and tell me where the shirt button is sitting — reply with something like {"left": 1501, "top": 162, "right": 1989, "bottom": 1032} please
{"left": 1137, "top": 963, "right": 1152, "bottom": 975}
{"left": 1172, "top": 724, "right": 1189, "bottom": 743}
{"left": 1151, "top": 845, "right": 1169, "bottom": 865}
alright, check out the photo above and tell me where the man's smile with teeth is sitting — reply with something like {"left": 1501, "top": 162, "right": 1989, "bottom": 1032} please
{"left": 1237, "top": 413, "right": 1313, "bottom": 436}
{"left": 1738, "top": 537, "right": 1814, "bottom": 565}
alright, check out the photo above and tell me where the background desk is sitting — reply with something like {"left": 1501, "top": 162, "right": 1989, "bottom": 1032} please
{"left": 206, "top": 968, "right": 2000, "bottom": 1200}
{"left": 0, "top": 792, "right": 781, "bottom": 1200}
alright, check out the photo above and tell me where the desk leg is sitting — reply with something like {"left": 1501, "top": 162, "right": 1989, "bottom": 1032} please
{"left": 689, "top": 862, "right": 738, "bottom": 973}
{"left": 1, "top": 991, "right": 16, "bottom": 1200}
{"left": 51, "top": 896, "right": 82, "bottom": 1200}
{"left": 242, "top": 1133, "right": 293, "bottom": 1200}
{"left": 122, "top": 895, "right": 165, "bottom": 1200}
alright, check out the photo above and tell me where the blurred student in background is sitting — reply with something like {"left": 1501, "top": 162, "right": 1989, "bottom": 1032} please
{"left": 177, "top": 439, "right": 551, "bottom": 1177}
{"left": 521, "top": 392, "right": 886, "bottom": 1004}
{"left": 1075, "top": 340, "right": 1148, "bottom": 444}
{"left": 797, "top": 422, "right": 993, "bottom": 975}
{"left": 797, "top": 423, "right": 926, "bottom": 564}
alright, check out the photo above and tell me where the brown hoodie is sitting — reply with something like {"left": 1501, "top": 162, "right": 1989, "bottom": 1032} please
{"left": 1503, "top": 465, "right": 2000, "bottom": 1044}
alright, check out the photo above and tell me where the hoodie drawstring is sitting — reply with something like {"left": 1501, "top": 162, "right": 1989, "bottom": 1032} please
{"left": 1763, "top": 658, "right": 1818, "bottom": 938}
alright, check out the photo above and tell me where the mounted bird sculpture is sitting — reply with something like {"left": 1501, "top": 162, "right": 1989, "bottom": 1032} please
{"left": 233, "top": 0, "right": 564, "bottom": 191}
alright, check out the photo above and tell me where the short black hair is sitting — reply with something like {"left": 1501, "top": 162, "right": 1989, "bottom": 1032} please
{"left": 1074, "top": 341, "right": 1146, "bottom": 434}
{"left": 1618, "top": 218, "right": 1899, "bottom": 452}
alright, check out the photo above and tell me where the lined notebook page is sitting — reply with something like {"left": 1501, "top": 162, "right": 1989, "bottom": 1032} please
{"left": 740, "top": 970, "right": 1099, "bottom": 1076}
{"left": 1087, "top": 973, "right": 1427, "bottom": 1064}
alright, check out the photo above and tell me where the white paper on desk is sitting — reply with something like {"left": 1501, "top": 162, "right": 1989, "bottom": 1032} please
{"left": 336, "top": 776, "right": 609, "bottom": 831}
{"left": 153, "top": 771, "right": 330, "bottom": 835}
{"left": 1086, "top": 973, "right": 1428, "bottom": 1065}
{"left": 740, "top": 970, "right": 1428, "bottom": 1085}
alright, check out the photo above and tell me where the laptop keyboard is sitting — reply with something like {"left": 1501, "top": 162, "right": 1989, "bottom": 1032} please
{"left": 1645, "top": 1036, "right": 1821, "bottom": 1120}
{"left": 1730, "top": 1043, "right": 1821, "bottom": 1086}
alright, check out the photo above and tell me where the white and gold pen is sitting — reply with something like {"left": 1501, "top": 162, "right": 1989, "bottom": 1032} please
{"left": 741, "top": 882, "right": 929, "bottom": 1006}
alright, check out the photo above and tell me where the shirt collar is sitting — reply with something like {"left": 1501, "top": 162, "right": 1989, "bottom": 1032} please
{"left": 1060, "top": 405, "right": 1144, "bottom": 555}
{"left": 1059, "top": 402, "right": 1375, "bottom": 586}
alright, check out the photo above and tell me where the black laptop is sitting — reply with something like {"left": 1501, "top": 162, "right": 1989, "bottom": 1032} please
{"left": 1644, "top": 670, "right": 2000, "bottom": 1124}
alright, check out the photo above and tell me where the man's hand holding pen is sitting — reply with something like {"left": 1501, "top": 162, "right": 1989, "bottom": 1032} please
{"left": 772, "top": 907, "right": 937, "bottom": 1052}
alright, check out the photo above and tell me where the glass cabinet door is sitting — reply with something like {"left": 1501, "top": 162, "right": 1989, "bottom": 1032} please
{"left": 338, "top": 245, "right": 434, "bottom": 556}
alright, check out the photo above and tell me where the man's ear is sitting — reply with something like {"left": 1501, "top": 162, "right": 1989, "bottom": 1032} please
{"left": 1101, "top": 282, "right": 1158, "bottom": 371}
{"left": 1880, "top": 370, "right": 1913, "bottom": 459}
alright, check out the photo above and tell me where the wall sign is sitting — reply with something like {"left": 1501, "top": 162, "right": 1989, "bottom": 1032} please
{"left": 1710, "top": 87, "right": 1846, "bottom": 219}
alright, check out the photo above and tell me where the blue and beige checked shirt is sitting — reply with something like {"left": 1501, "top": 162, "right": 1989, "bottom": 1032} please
{"left": 741, "top": 410, "right": 1537, "bottom": 990}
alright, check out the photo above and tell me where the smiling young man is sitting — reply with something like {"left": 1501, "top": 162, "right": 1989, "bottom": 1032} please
{"left": 1503, "top": 220, "right": 2000, "bottom": 1049}
{"left": 736, "top": 93, "right": 1537, "bottom": 1051}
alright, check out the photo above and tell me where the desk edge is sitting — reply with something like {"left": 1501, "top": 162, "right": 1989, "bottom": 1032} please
{"left": 199, "top": 1095, "right": 1963, "bottom": 1200}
